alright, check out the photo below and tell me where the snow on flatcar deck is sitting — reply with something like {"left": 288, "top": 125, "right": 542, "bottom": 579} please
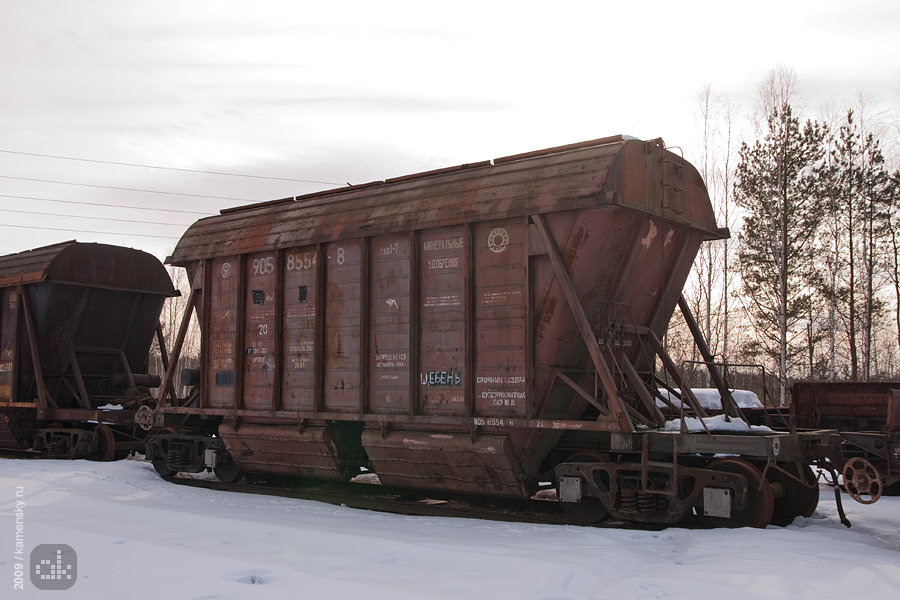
{"left": 2, "top": 458, "right": 898, "bottom": 599}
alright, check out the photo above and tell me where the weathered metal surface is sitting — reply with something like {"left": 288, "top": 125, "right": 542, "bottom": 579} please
{"left": 890, "top": 390, "right": 900, "bottom": 432}
{"left": 0, "top": 288, "right": 16, "bottom": 401}
{"left": 0, "top": 243, "right": 72, "bottom": 288}
{"left": 323, "top": 240, "right": 362, "bottom": 412}
{"left": 207, "top": 256, "right": 239, "bottom": 409}
{"left": 473, "top": 220, "right": 527, "bottom": 418}
{"left": 1, "top": 243, "right": 176, "bottom": 407}
{"left": 0, "top": 241, "right": 176, "bottom": 294}
{"left": 217, "top": 423, "right": 352, "bottom": 480}
{"left": 0, "top": 242, "right": 176, "bottom": 451}
{"left": 167, "top": 136, "right": 721, "bottom": 266}
{"left": 243, "top": 251, "right": 278, "bottom": 410}
{"left": 555, "top": 458, "right": 736, "bottom": 526}
{"left": 162, "top": 136, "right": 738, "bottom": 504}
{"left": 840, "top": 430, "right": 900, "bottom": 490}
{"left": 611, "top": 430, "right": 817, "bottom": 460}
{"left": 282, "top": 246, "right": 319, "bottom": 411}
{"left": 791, "top": 381, "right": 900, "bottom": 431}
{"left": 418, "top": 226, "right": 467, "bottom": 417}
{"left": 842, "top": 457, "right": 883, "bottom": 504}
{"left": 361, "top": 428, "right": 531, "bottom": 498}
{"left": 35, "top": 407, "right": 139, "bottom": 425}
{"left": 369, "top": 233, "right": 411, "bottom": 415}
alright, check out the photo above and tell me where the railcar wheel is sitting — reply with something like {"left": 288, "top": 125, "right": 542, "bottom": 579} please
{"left": 842, "top": 458, "right": 883, "bottom": 504}
{"left": 767, "top": 463, "right": 819, "bottom": 526}
{"left": 700, "top": 458, "right": 774, "bottom": 529}
{"left": 214, "top": 462, "right": 244, "bottom": 483}
{"left": 557, "top": 452, "right": 610, "bottom": 524}
{"left": 94, "top": 425, "right": 116, "bottom": 462}
{"left": 152, "top": 459, "right": 176, "bottom": 478}
{"left": 149, "top": 427, "right": 177, "bottom": 477}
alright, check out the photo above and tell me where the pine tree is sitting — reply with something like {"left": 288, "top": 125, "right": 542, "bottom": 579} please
{"left": 858, "top": 131, "right": 892, "bottom": 379}
{"left": 818, "top": 110, "right": 893, "bottom": 380}
{"left": 735, "top": 103, "right": 825, "bottom": 405}
{"left": 888, "top": 171, "right": 900, "bottom": 362}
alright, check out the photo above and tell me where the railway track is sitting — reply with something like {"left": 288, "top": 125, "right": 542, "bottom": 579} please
{"left": 0, "top": 448, "right": 671, "bottom": 527}
{"left": 3, "top": 450, "right": 852, "bottom": 529}
{"left": 165, "top": 473, "right": 669, "bottom": 529}
{"left": 0, "top": 448, "right": 41, "bottom": 459}
{"left": 168, "top": 475, "right": 577, "bottom": 525}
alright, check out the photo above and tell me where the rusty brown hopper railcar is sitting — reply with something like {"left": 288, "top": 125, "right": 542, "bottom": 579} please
{"left": 0, "top": 242, "right": 177, "bottom": 459}
{"left": 152, "top": 136, "right": 851, "bottom": 527}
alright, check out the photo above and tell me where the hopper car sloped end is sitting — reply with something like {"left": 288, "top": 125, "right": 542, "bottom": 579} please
{"left": 0, "top": 241, "right": 177, "bottom": 459}
{"left": 148, "top": 136, "right": 873, "bottom": 527}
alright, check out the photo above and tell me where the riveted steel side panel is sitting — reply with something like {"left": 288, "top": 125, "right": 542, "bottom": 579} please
{"left": 0, "top": 289, "right": 15, "bottom": 402}
{"left": 474, "top": 219, "right": 527, "bottom": 418}
{"left": 323, "top": 240, "right": 361, "bottom": 412}
{"left": 219, "top": 423, "right": 349, "bottom": 479}
{"left": 418, "top": 226, "right": 466, "bottom": 416}
{"left": 792, "top": 381, "right": 900, "bottom": 431}
{"left": 369, "top": 233, "right": 411, "bottom": 414}
{"left": 242, "top": 252, "right": 277, "bottom": 410}
{"left": 281, "top": 246, "right": 318, "bottom": 411}
{"left": 208, "top": 257, "right": 238, "bottom": 409}
{"left": 361, "top": 428, "right": 530, "bottom": 498}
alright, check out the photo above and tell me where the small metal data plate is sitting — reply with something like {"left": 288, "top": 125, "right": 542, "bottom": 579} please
{"left": 204, "top": 448, "right": 218, "bottom": 468}
{"left": 558, "top": 476, "right": 583, "bottom": 503}
{"left": 703, "top": 487, "right": 733, "bottom": 518}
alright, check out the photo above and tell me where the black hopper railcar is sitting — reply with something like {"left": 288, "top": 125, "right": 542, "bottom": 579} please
{"left": 0, "top": 241, "right": 177, "bottom": 460}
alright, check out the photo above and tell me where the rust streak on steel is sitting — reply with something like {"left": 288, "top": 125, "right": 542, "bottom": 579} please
{"left": 531, "top": 213, "right": 633, "bottom": 433}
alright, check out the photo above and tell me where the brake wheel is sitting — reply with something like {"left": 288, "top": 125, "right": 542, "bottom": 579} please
{"left": 842, "top": 458, "right": 883, "bottom": 504}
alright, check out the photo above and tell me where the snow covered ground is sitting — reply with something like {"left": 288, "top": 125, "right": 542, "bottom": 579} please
{"left": 2, "top": 457, "right": 899, "bottom": 599}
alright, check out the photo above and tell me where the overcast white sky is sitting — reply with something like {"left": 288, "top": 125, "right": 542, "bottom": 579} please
{"left": 2, "top": 0, "right": 898, "bottom": 259}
